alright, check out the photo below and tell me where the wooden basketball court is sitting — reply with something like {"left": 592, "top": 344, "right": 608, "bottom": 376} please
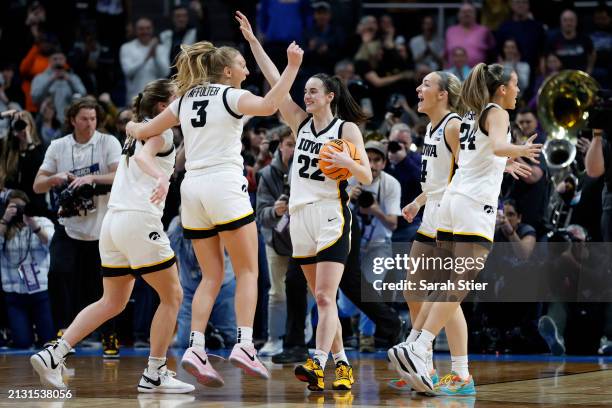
{"left": 1, "top": 349, "right": 611, "bottom": 407}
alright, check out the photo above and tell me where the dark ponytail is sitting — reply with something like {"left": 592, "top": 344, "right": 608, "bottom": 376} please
{"left": 132, "top": 79, "right": 176, "bottom": 121}
{"left": 312, "top": 73, "right": 368, "bottom": 125}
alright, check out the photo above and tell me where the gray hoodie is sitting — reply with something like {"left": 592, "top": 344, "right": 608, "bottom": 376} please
{"left": 256, "top": 150, "right": 292, "bottom": 256}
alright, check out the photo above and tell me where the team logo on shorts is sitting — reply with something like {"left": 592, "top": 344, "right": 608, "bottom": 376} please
{"left": 483, "top": 205, "right": 494, "bottom": 214}
{"left": 149, "top": 231, "right": 161, "bottom": 241}
{"left": 242, "top": 184, "right": 247, "bottom": 192}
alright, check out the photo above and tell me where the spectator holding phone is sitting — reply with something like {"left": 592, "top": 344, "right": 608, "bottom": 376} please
{"left": 31, "top": 51, "right": 86, "bottom": 123}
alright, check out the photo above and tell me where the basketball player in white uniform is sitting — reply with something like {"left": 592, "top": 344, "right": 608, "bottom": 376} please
{"left": 31, "top": 79, "right": 194, "bottom": 394}
{"left": 387, "top": 71, "right": 468, "bottom": 393}
{"left": 237, "top": 11, "right": 372, "bottom": 391}
{"left": 126, "top": 40, "right": 303, "bottom": 385}
{"left": 400, "top": 64, "right": 541, "bottom": 396}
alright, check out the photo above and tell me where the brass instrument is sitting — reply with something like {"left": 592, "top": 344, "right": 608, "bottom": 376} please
{"left": 536, "top": 70, "right": 599, "bottom": 231}
{"left": 537, "top": 70, "right": 599, "bottom": 172}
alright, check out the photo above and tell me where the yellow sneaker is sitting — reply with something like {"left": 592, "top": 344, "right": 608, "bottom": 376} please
{"left": 332, "top": 361, "right": 354, "bottom": 390}
{"left": 295, "top": 358, "right": 325, "bottom": 391}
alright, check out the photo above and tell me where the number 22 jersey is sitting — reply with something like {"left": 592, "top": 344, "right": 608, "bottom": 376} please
{"left": 289, "top": 117, "right": 348, "bottom": 213}
{"left": 447, "top": 103, "right": 510, "bottom": 207}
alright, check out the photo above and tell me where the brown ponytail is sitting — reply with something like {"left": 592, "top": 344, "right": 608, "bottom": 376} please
{"left": 132, "top": 79, "right": 176, "bottom": 121}
{"left": 434, "top": 71, "right": 462, "bottom": 114}
{"left": 312, "top": 73, "right": 368, "bottom": 125}
{"left": 460, "top": 63, "right": 514, "bottom": 116}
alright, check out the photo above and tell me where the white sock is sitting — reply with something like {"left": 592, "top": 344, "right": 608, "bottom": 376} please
{"left": 415, "top": 329, "right": 435, "bottom": 351}
{"left": 313, "top": 349, "right": 328, "bottom": 368}
{"left": 451, "top": 355, "right": 469, "bottom": 379}
{"left": 189, "top": 331, "right": 205, "bottom": 350}
{"left": 54, "top": 338, "right": 72, "bottom": 358}
{"left": 237, "top": 326, "right": 253, "bottom": 344}
{"left": 332, "top": 349, "right": 349, "bottom": 366}
{"left": 406, "top": 329, "right": 421, "bottom": 343}
{"left": 147, "top": 356, "right": 166, "bottom": 376}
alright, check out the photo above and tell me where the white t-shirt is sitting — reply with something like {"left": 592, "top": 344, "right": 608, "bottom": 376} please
{"left": 169, "top": 84, "right": 248, "bottom": 173}
{"left": 349, "top": 171, "right": 402, "bottom": 243}
{"left": 39, "top": 131, "right": 122, "bottom": 241}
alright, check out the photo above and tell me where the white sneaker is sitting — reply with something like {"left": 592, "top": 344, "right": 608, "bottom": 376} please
{"left": 30, "top": 346, "right": 67, "bottom": 389}
{"left": 387, "top": 342, "right": 418, "bottom": 390}
{"left": 259, "top": 338, "right": 283, "bottom": 356}
{"left": 398, "top": 342, "right": 433, "bottom": 393}
{"left": 137, "top": 367, "right": 195, "bottom": 394}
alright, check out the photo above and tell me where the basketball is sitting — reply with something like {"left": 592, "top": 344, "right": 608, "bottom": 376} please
{"left": 318, "top": 139, "right": 361, "bottom": 181}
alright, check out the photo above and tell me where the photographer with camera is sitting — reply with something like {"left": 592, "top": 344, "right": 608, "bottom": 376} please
{"left": 344, "top": 141, "right": 402, "bottom": 350}
{"left": 385, "top": 123, "right": 423, "bottom": 242}
{"left": 31, "top": 51, "right": 86, "bottom": 123}
{"left": 0, "top": 189, "right": 54, "bottom": 348}
{"left": 0, "top": 110, "right": 47, "bottom": 217}
{"left": 255, "top": 126, "right": 295, "bottom": 356}
{"left": 32, "top": 98, "right": 121, "bottom": 355}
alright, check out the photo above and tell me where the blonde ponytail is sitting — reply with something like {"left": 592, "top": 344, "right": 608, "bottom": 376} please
{"left": 171, "top": 41, "right": 240, "bottom": 95}
{"left": 435, "top": 71, "right": 462, "bottom": 114}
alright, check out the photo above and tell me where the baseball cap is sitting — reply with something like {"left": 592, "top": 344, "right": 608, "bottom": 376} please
{"left": 364, "top": 140, "right": 387, "bottom": 157}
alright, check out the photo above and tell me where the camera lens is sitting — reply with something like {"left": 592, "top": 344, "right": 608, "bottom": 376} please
{"left": 387, "top": 141, "right": 402, "bottom": 153}
{"left": 13, "top": 119, "right": 27, "bottom": 132}
{"left": 358, "top": 190, "right": 375, "bottom": 208}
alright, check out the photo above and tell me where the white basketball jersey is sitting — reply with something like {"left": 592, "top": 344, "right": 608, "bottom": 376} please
{"left": 169, "top": 84, "right": 248, "bottom": 173}
{"left": 448, "top": 103, "right": 510, "bottom": 206}
{"left": 108, "top": 125, "right": 175, "bottom": 216}
{"left": 420, "top": 112, "right": 460, "bottom": 198}
{"left": 289, "top": 117, "right": 349, "bottom": 213}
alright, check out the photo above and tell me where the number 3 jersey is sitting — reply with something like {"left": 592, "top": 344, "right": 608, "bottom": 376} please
{"left": 447, "top": 103, "right": 510, "bottom": 207}
{"left": 420, "top": 112, "right": 460, "bottom": 198}
{"left": 169, "top": 84, "right": 248, "bottom": 173}
{"left": 289, "top": 117, "right": 349, "bottom": 213}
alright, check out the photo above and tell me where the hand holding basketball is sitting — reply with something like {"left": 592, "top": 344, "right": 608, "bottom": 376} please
{"left": 319, "top": 139, "right": 361, "bottom": 181}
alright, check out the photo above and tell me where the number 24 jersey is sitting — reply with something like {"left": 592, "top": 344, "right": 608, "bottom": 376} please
{"left": 447, "top": 103, "right": 510, "bottom": 207}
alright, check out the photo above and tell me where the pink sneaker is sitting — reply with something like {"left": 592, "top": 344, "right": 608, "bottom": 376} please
{"left": 228, "top": 343, "right": 270, "bottom": 379}
{"left": 180, "top": 347, "right": 224, "bottom": 387}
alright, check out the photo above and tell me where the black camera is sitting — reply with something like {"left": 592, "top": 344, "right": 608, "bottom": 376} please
{"left": 358, "top": 190, "right": 375, "bottom": 208}
{"left": 588, "top": 89, "right": 612, "bottom": 134}
{"left": 387, "top": 140, "right": 403, "bottom": 153}
{"left": 13, "top": 119, "right": 27, "bottom": 132}
{"left": 57, "top": 183, "right": 111, "bottom": 217}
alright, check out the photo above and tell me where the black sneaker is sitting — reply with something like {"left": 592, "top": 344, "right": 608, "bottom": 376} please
{"left": 102, "top": 333, "right": 120, "bottom": 359}
{"left": 271, "top": 346, "right": 309, "bottom": 364}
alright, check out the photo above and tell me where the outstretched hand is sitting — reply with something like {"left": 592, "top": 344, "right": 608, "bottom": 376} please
{"left": 235, "top": 11, "right": 257, "bottom": 43}
{"left": 521, "top": 133, "right": 542, "bottom": 164}
{"left": 286, "top": 42, "right": 304, "bottom": 67}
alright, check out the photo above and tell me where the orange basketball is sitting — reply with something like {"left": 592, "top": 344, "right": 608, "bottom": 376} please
{"left": 318, "top": 139, "right": 361, "bottom": 181}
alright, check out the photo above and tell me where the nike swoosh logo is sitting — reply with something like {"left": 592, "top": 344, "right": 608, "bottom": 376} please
{"left": 142, "top": 374, "right": 161, "bottom": 386}
{"left": 46, "top": 349, "right": 59, "bottom": 369}
{"left": 192, "top": 351, "right": 207, "bottom": 365}
{"left": 328, "top": 217, "right": 337, "bottom": 222}
{"left": 240, "top": 347, "right": 256, "bottom": 361}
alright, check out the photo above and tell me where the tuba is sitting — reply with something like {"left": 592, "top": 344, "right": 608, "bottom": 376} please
{"left": 537, "top": 70, "right": 599, "bottom": 173}
{"left": 537, "top": 70, "right": 599, "bottom": 232}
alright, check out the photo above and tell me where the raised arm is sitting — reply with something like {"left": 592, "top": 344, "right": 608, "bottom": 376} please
{"left": 236, "top": 11, "right": 307, "bottom": 132}
{"left": 236, "top": 42, "right": 303, "bottom": 117}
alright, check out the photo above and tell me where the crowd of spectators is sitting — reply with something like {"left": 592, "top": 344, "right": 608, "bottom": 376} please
{"left": 0, "top": 0, "right": 611, "bottom": 357}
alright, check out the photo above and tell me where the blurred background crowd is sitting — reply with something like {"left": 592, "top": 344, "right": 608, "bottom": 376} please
{"left": 0, "top": 0, "right": 611, "bottom": 359}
